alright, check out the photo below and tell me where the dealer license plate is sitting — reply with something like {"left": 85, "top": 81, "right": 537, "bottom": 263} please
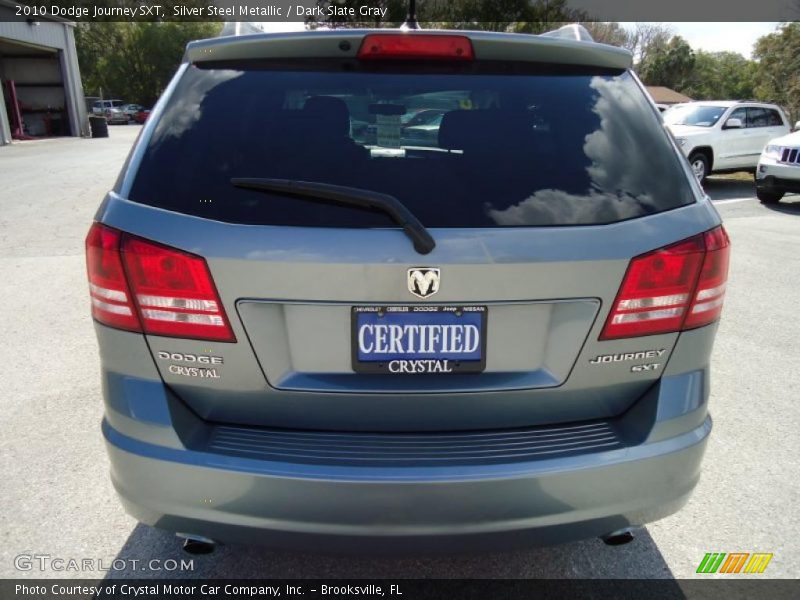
{"left": 351, "top": 305, "right": 487, "bottom": 374}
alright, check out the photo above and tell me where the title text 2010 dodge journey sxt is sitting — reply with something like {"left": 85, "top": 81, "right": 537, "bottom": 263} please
{"left": 87, "top": 27, "right": 729, "bottom": 552}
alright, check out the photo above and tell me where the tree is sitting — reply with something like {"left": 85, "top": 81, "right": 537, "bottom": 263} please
{"left": 308, "top": 0, "right": 585, "bottom": 32}
{"left": 682, "top": 51, "right": 756, "bottom": 100}
{"left": 580, "top": 21, "right": 630, "bottom": 47}
{"left": 638, "top": 36, "right": 696, "bottom": 91}
{"left": 577, "top": 23, "right": 674, "bottom": 67}
{"left": 626, "top": 23, "right": 673, "bottom": 66}
{"left": 753, "top": 22, "right": 800, "bottom": 123}
{"left": 309, "top": 0, "right": 407, "bottom": 28}
{"left": 75, "top": 21, "right": 222, "bottom": 106}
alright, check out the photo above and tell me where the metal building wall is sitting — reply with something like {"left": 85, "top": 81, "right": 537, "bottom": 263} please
{"left": 0, "top": 78, "right": 9, "bottom": 145}
{"left": 0, "top": 2, "right": 88, "bottom": 145}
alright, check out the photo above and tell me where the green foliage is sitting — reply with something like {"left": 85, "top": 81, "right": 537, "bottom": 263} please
{"left": 75, "top": 21, "right": 222, "bottom": 106}
{"left": 309, "top": 0, "right": 584, "bottom": 31}
{"left": 310, "top": 0, "right": 407, "bottom": 27}
{"left": 434, "top": 0, "right": 586, "bottom": 33}
{"left": 638, "top": 36, "right": 695, "bottom": 91}
{"left": 625, "top": 23, "right": 672, "bottom": 66}
{"left": 681, "top": 51, "right": 756, "bottom": 101}
{"left": 634, "top": 21, "right": 798, "bottom": 121}
{"left": 753, "top": 22, "right": 800, "bottom": 122}
{"left": 74, "top": 14, "right": 799, "bottom": 124}
{"left": 580, "top": 21, "right": 629, "bottom": 47}
{"left": 605, "top": 22, "right": 799, "bottom": 120}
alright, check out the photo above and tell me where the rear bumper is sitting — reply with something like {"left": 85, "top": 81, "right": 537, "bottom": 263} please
{"left": 97, "top": 320, "right": 717, "bottom": 551}
{"left": 104, "top": 415, "right": 710, "bottom": 551}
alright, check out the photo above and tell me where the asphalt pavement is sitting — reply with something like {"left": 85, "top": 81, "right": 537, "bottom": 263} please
{"left": 1, "top": 126, "right": 798, "bottom": 579}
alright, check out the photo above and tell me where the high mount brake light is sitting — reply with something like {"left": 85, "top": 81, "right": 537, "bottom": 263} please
{"left": 600, "top": 226, "right": 730, "bottom": 340}
{"left": 85, "top": 223, "right": 236, "bottom": 342}
{"left": 357, "top": 34, "right": 474, "bottom": 61}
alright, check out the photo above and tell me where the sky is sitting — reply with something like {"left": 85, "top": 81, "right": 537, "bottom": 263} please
{"left": 622, "top": 22, "right": 780, "bottom": 58}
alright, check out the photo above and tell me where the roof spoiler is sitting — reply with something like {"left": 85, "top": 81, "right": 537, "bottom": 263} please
{"left": 218, "top": 22, "right": 595, "bottom": 43}
{"left": 540, "top": 24, "right": 594, "bottom": 43}
{"left": 186, "top": 27, "right": 632, "bottom": 70}
{"left": 218, "top": 22, "right": 595, "bottom": 42}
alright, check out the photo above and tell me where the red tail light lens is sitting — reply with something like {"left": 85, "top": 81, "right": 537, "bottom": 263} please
{"left": 600, "top": 226, "right": 730, "bottom": 340}
{"left": 121, "top": 236, "right": 235, "bottom": 342}
{"left": 683, "top": 227, "right": 731, "bottom": 330}
{"left": 86, "top": 223, "right": 141, "bottom": 332}
{"left": 85, "top": 223, "right": 235, "bottom": 342}
{"left": 357, "top": 34, "right": 474, "bottom": 61}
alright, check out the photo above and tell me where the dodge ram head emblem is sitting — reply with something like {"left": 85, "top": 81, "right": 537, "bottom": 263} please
{"left": 407, "top": 268, "right": 440, "bottom": 299}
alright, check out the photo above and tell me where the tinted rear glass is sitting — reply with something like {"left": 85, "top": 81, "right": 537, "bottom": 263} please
{"left": 129, "top": 60, "right": 695, "bottom": 227}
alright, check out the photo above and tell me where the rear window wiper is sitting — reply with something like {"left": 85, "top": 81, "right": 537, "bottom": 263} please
{"left": 230, "top": 178, "right": 436, "bottom": 255}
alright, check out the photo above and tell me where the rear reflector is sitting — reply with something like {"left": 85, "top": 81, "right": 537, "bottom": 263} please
{"left": 85, "top": 223, "right": 235, "bottom": 342}
{"left": 357, "top": 34, "right": 474, "bottom": 61}
{"left": 600, "top": 226, "right": 730, "bottom": 340}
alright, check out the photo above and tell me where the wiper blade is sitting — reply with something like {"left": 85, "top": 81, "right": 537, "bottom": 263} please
{"left": 231, "top": 178, "right": 435, "bottom": 255}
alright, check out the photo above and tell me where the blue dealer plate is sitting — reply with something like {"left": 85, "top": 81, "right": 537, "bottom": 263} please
{"left": 351, "top": 306, "right": 487, "bottom": 374}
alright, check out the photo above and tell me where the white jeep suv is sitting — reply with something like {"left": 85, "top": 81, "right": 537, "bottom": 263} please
{"left": 756, "top": 130, "right": 800, "bottom": 204}
{"left": 664, "top": 101, "right": 790, "bottom": 182}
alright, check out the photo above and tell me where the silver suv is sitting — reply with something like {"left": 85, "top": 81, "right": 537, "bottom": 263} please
{"left": 86, "top": 27, "right": 729, "bottom": 553}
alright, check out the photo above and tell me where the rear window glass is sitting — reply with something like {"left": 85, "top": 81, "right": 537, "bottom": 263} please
{"left": 128, "top": 61, "right": 695, "bottom": 227}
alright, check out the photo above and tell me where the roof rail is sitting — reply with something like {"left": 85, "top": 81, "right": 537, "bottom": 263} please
{"left": 541, "top": 24, "right": 594, "bottom": 43}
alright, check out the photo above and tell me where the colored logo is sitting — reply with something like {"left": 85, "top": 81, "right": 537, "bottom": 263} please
{"left": 697, "top": 552, "right": 773, "bottom": 574}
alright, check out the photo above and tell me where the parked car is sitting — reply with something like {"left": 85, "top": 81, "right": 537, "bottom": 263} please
{"left": 402, "top": 108, "right": 446, "bottom": 129}
{"left": 133, "top": 109, "right": 151, "bottom": 124}
{"left": 664, "top": 101, "right": 790, "bottom": 182}
{"left": 87, "top": 25, "right": 729, "bottom": 553}
{"left": 91, "top": 99, "right": 124, "bottom": 115}
{"left": 352, "top": 110, "right": 448, "bottom": 146}
{"left": 756, "top": 129, "right": 800, "bottom": 203}
{"left": 104, "top": 108, "right": 129, "bottom": 125}
{"left": 402, "top": 112, "right": 445, "bottom": 146}
{"left": 121, "top": 104, "right": 145, "bottom": 120}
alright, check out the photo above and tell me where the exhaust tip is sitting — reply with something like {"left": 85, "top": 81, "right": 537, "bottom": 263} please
{"left": 177, "top": 533, "right": 216, "bottom": 555}
{"left": 601, "top": 529, "right": 635, "bottom": 546}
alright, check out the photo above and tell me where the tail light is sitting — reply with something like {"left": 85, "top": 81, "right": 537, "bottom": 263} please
{"left": 357, "top": 34, "right": 474, "bottom": 61}
{"left": 86, "top": 224, "right": 140, "bottom": 332}
{"left": 600, "top": 226, "right": 730, "bottom": 340}
{"left": 683, "top": 227, "right": 730, "bottom": 329}
{"left": 85, "top": 223, "right": 235, "bottom": 342}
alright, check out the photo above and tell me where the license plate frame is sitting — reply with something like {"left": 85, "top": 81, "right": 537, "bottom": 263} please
{"left": 351, "top": 305, "right": 487, "bottom": 374}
